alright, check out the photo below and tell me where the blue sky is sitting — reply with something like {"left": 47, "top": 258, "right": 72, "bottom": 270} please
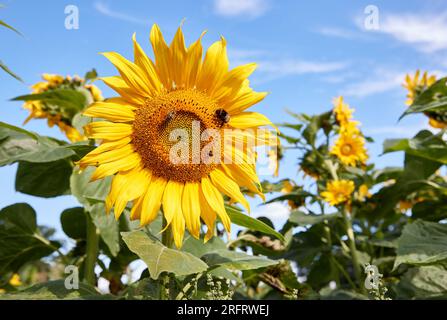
{"left": 1, "top": 0, "right": 447, "bottom": 235}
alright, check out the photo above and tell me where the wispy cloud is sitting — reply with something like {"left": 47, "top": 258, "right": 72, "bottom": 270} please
{"left": 94, "top": 1, "right": 149, "bottom": 26}
{"left": 362, "top": 12, "right": 447, "bottom": 53}
{"left": 364, "top": 122, "right": 432, "bottom": 136}
{"left": 341, "top": 69, "right": 405, "bottom": 98}
{"left": 213, "top": 0, "right": 269, "bottom": 18}
{"left": 316, "top": 26, "right": 359, "bottom": 39}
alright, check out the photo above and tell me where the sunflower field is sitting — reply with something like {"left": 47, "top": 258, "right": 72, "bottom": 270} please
{"left": 1, "top": 3, "right": 447, "bottom": 302}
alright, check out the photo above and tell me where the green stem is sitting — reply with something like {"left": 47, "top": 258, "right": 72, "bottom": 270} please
{"left": 323, "top": 220, "right": 340, "bottom": 287}
{"left": 84, "top": 212, "right": 99, "bottom": 286}
{"left": 341, "top": 207, "right": 365, "bottom": 293}
{"left": 160, "top": 216, "right": 173, "bottom": 300}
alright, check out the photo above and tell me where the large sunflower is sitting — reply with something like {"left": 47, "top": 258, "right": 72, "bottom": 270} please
{"left": 78, "top": 25, "right": 276, "bottom": 248}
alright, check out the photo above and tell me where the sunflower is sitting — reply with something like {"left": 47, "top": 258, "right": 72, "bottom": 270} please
{"left": 333, "top": 96, "right": 353, "bottom": 127}
{"left": 331, "top": 133, "right": 368, "bottom": 166}
{"left": 78, "top": 24, "right": 276, "bottom": 248}
{"left": 321, "top": 180, "right": 354, "bottom": 206}
{"left": 403, "top": 70, "right": 436, "bottom": 106}
{"left": 23, "top": 73, "right": 103, "bottom": 142}
{"left": 357, "top": 184, "right": 372, "bottom": 201}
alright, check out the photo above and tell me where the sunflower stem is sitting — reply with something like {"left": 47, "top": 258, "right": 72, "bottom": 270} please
{"left": 84, "top": 212, "right": 99, "bottom": 286}
{"left": 160, "top": 215, "right": 173, "bottom": 300}
{"left": 341, "top": 206, "right": 365, "bottom": 294}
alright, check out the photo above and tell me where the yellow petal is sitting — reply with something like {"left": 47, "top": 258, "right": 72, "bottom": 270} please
{"left": 78, "top": 137, "right": 131, "bottom": 168}
{"left": 196, "top": 37, "right": 228, "bottom": 93}
{"left": 169, "top": 26, "right": 187, "bottom": 87}
{"left": 229, "top": 112, "right": 278, "bottom": 132}
{"left": 162, "top": 180, "right": 184, "bottom": 228}
{"left": 150, "top": 24, "right": 172, "bottom": 89}
{"left": 84, "top": 121, "right": 133, "bottom": 140}
{"left": 90, "top": 153, "right": 141, "bottom": 181}
{"left": 181, "top": 182, "right": 201, "bottom": 239}
{"left": 140, "top": 176, "right": 167, "bottom": 226}
{"left": 198, "top": 186, "right": 217, "bottom": 242}
{"left": 222, "top": 163, "right": 264, "bottom": 201}
{"left": 184, "top": 31, "right": 206, "bottom": 88}
{"left": 171, "top": 208, "right": 186, "bottom": 248}
{"left": 212, "top": 63, "right": 257, "bottom": 100}
{"left": 101, "top": 76, "right": 146, "bottom": 105}
{"left": 210, "top": 168, "right": 250, "bottom": 212}
{"left": 132, "top": 33, "right": 162, "bottom": 93}
{"left": 201, "top": 176, "right": 230, "bottom": 233}
{"left": 83, "top": 101, "right": 135, "bottom": 122}
{"left": 79, "top": 144, "right": 135, "bottom": 167}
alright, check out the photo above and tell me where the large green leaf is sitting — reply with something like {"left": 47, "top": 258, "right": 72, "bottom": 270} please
{"left": 0, "top": 203, "right": 60, "bottom": 275}
{"left": 70, "top": 167, "right": 111, "bottom": 211}
{"left": 383, "top": 130, "right": 447, "bottom": 164}
{"left": 394, "top": 220, "right": 447, "bottom": 269}
{"left": 90, "top": 203, "right": 120, "bottom": 257}
{"left": 0, "top": 122, "right": 76, "bottom": 166}
{"left": 0, "top": 280, "right": 105, "bottom": 300}
{"left": 225, "top": 205, "right": 285, "bottom": 242}
{"left": 12, "top": 88, "right": 88, "bottom": 118}
{"left": 395, "top": 265, "right": 447, "bottom": 299}
{"left": 15, "top": 159, "right": 72, "bottom": 197}
{"left": 121, "top": 230, "right": 208, "bottom": 279}
{"left": 181, "top": 235, "right": 227, "bottom": 258}
{"left": 60, "top": 207, "right": 87, "bottom": 240}
{"left": 201, "top": 249, "right": 278, "bottom": 271}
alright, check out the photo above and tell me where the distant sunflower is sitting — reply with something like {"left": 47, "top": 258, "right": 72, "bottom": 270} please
{"left": 403, "top": 71, "right": 447, "bottom": 129}
{"left": 23, "top": 73, "right": 103, "bottom": 142}
{"left": 78, "top": 24, "right": 276, "bottom": 248}
{"left": 333, "top": 96, "right": 353, "bottom": 127}
{"left": 331, "top": 133, "right": 368, "bottom": 167}
{"left": 321, "top": 180, "right": 354, "bottom": 206}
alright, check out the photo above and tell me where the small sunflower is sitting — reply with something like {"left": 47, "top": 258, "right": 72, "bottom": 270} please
{"left": 23, "top": 73, "right": 103, "bottom": 142}
{"left": 333, "top": 96, "right": 353, "bottom": 126}
{"left": 78, "top": 24, "right": 276, "bottom": 248}
{"left": 321, "top": 180, "right": 354, "bottom": 206}
{"left": 357, "top": 184, "right": 372, "bottom": 201}
{"left": 331, "top": 133, "right": 368, "bottom": 167}
{"left": 403, "top": 70, "right": 436, "bottom": 106}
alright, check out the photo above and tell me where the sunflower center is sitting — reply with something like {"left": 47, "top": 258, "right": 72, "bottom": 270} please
{"left": 341, "top": 143, "right": 353, "bottom": 155}
{"left": 132, "top": 89, "right": 224, "bottom": 183}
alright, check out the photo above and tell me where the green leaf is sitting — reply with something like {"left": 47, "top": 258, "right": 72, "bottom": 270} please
{"left": 0, "top": 19, "right": 21, "bottom": 35}
{"left": 181, "top": 235, "right": 226, "bottom": 258}
{"left": 395, "top": 265, "right": 447, "bottom": 299}
{"left": 394, "top": 220, "right": 447, "bottom": 269}
{"left": 0, "top": 203, "right": 60, "bottom": 275}
{"left": 121, "top": 230, "right": 208, "bottom": 279}
{"left": 15, "top": 159, "right": 72, "bottom": 198}
{"left": 70, "top": 167, "right": 112, "bottom": 211}
{"left": 225, "top": 205, "right": 285, "bottom": 242}
{"left": 90, "top": 203, "right": 120, "bottom": 257}
{"left": 289, "top": 211, "right": 340, "bottom": 226}
{"left": 201, "top": 249, "right": 278, "bottom": 271}
{"left": 61, "top": 207, "right": 87, "bottom": 240}
{"left": 0, "top": 59, "right": 22, "bottom": 82}
{"left": 383, "top": 130, "right": 447, "bottom": 164}
{"left": 84, "top": 69, "right": 98, "bottom": 82}
{"left": 401, "top": 77, "right": 447, "bottom": 117}
{"left": 0, "top": 122, "right": 76, "bottom": 166}
{"left": 12, "top": 89, "right": 88, "bottom": 118}
{"left": 0, "top": 280, "right": 105, "bottom": 300}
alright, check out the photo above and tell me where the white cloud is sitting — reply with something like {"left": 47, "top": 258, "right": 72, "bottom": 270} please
{"left": 364, "top": 122, "right": 432, "bottom": 136}
{"left": 368, "top": 12, "right": 447, "bottom": 53}
{"left": 94, "top": 1, "right": 149, "bottom": 26}
{"left": 252, "top": 202, "right": 290, "bottom": 224}
{"left": 341, "top": 70, "right": 405, "bottom": 98}
{"left": 316, "top": 26, "right": 359, "bottom": 39}
{"left": 214, "top": 0, "right": 269, "bottom": 18}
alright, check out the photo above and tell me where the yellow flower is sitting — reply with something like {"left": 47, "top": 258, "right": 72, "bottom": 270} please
{"left": 358, "top": 184, "right": 372, "bottom": 201}
{"left": 331, "top": 133, "right": 368, "bottom": 167}
{"left": 428, "top": 117, "right": 447, "bottom": 129}
{"left": 78, "top": 24, "right": 276, "bottom": 248}
{"left": 321, "top": 180, "right": 355, "bottom": 206}
{"left": 333, "top": 96, "right": 354, "bottom": 126}
{"left": 403, "top": 70, "right": 436, "bottom": 106}
{"left": 9, "top": 274, "right": 22, "bottom": 287}
{"left": 22, "top": 74, "right": 103, "bottom": 142}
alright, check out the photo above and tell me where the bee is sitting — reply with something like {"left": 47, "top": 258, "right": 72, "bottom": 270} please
{"left": 215, "top": 108, "right": 230, "bottom": 126}
{"left": 165, "top": 110, "right": 176, "bottom": 122}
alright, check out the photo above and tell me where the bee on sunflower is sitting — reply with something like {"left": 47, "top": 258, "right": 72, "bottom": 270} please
{"left": 403, "top": 70, "right": 447, "bottom": 129}
{"left": 78, "top": 24, "right": 277, "bottom": 248}
{"left": 21, "top": 73, "right": 103, "bottom": 142}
